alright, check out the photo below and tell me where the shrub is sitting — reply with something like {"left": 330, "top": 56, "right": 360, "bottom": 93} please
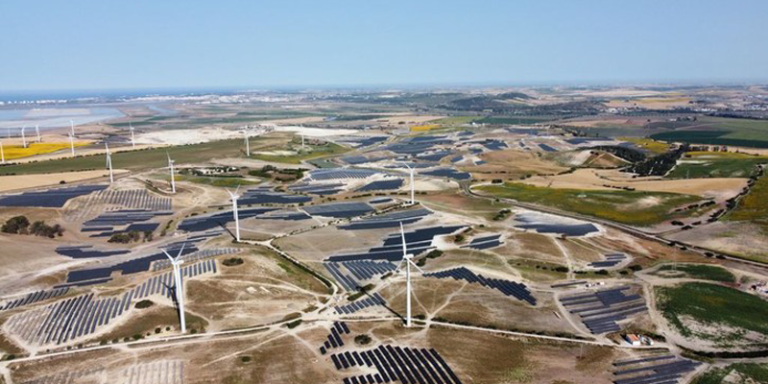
{"left": 354, "top": 334, "right": 372, "bottom": 345}
{"left": 1, "top": 216, "right": 30, "bottom": 234}
{"left": 240, "top": 356, "right": 252, "bottom": 363}
{"left": 135, "top": 299, "right": 153, "bottom": 309}
{"left": 223, "top": 257, "right": 244, "bottom": 267}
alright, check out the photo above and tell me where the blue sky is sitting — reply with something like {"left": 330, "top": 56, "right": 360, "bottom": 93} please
{"left": 1, "top": 0, "right": 767, "bottom": 91}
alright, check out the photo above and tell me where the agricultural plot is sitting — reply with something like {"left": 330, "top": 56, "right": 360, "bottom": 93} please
{"left": 725, "top": 173, "right": 768, "bottom": 231}
{"left": 650, "top": 117, "right": 768, "bottom": 148}
{"left": 1, "top": 142, "right": 89, "bottom": 160}
{"left": 477, "top": 182, "right": 702, "bottom": 226}
{"left": 650, "top": 264, "right": 736, "bottom": 282}
{"left": 252, "top": 142, "right": 349, "bottom": 164}
{"left": 668, "top": 151, "right": 767, "bottom": 179}
{"left": 655, "top": 282, "right": 768, "bottom": 348}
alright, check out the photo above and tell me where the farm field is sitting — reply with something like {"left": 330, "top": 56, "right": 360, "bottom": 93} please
{"left": 655, "top": 282, "right": 768, "bottom": 348}
{"left": 251, "top": 142, "right": 348, "bottom": 164}
{"left": 725, "top": 173, "right": 768, "bottom": 231}
{"left": 1, "top": 142, "right": 89, "bottom": 160}
{"left": 650, "top": 263, "right": 736, "bottom": 283}
{"left": 619, "top": 137, "right": 671, "bottom": 154}
{"left": 650, "top": 117, "right": 768, "bottom": 148}
{"left": 692, "top": 363, "right": 768, "bottom": 384}
{"left": 668, "top": 151, "right": 767, "bottom": 179}
{"left": 477, "top": 182, "right": 702, "bottom": 226}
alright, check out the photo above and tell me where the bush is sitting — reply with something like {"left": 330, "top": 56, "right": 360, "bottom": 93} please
{"left": 1, "top": 216, "right": 30, "bottom": 234}
{"left": 29, "top": 221, "right": 64, "bottom": 238}
{"left": 240, "top": 356, "right": 252, "bottom": 363}
{"left": 135, "top": 299, "right": 153, "bottom": 309}
{"left": 109, "top": 230, "right": 142, "bottom": 244}
{"left": 223, "top": 257, "right": 244, "bottom": 267}
{"left": 354, "top": 334, "right": 372, "bottom": 345}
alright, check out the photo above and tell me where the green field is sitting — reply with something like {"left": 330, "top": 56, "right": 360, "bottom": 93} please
{"left": 477, "top": 116, "right": 558, "bottom": 125}
{"left": 668, "top": 151, "right": 767, "bottom": 179}
{"left": 251, "top": 142, "right": 349, "bottom": 164}
{"left": 693, "top": 363, "right": 768, "bottom": 384}
{"left": 0, "top": 138, "right": 249, "bottom": 175}
{"left": 726, "top": 173, "right": 768, "bottom": 231}
{"left": 656, "top": 283, "right": 768, "bottom": 345}
{"left": 476, "top": 182, "right": 701, "bottom": 226}
{"left": 652, "top": 264, "right": 736, "bottom": 282}
{"left": 650, "top": 117, "right": 768, "bottom": 148}
{"left": 175, "top": 175, "right": 262, "bottom": 188}
{"left": 429, "top": 116, "right": 480, "bottom": 125}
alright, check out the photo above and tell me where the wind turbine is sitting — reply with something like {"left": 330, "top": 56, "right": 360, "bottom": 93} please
{"left": 0, "top": 140, "right": 5, "bottom": 164}
{"left": 35, "top": 124, "right": 41, "bottom": 142}
{"left": 105, "top": 142, "right": 114, "bottom": 184}
{"left": 227, "top": 186, "right": 241, "bottom": 242}
{"left": 20, "top": 126, "right": 27, "bottom": 148}
{"left": 401, "top": 163, "right": 415, "bottom": 205}
{"left": 241, "top": 127, "right": 250, "bottom": 156}
{"left": 162, "top": 244, "right": 187, "bottom": 333}
{"left": 166, "top": 151, "right": 176, "bottom": 194}
{"left": 396, "top": 222, "right": 424, "bottom": 327}
{"left": 68, "top": 120, "right": 76, "bottom": 157}
{"left": 129, "top": 122, "right": 136, "bottom": 148}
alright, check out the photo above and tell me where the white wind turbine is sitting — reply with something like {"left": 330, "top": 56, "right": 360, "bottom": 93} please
{"left": 401, "top": 163, "right": 416, "bottom": 205}
{"left": 68, "top": 120, "right": 76, "bottom": 157}
{"left": 35, "top": 124, "right": 41, "bottom": 142}
{"left": 0, "top": 140, "right": 5, "bottom": 164}
{"left": 396, "top": 222, "right": 424, "bottom": 327}
{"left": 227, "top": 186, "right": 241, "bottom": 242}
{"left": 129, "top": 122, "right": 136, "bottom": 148}
{"left": 20, "top": 126, "right": 27, "bottom": 148}
{"left": 241, "top": 127, "right": 250, "bottom": 156}
{"left": 166, "top": 151, "right": 176, "bottom": 194}
{"left": 105, "top": 143, "right": 114, "bottom": 183}
{"left": 162, "top": 244, "right": 187, "bottom": 333}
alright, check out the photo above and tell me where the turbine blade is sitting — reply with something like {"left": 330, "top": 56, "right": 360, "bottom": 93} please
{"left": 162, "top": 250, "right": 175, "bottom": 262}
{"left": 177, "top": 242, "right": 185, "bottom": 257}
{"left": 409, "top": 259, "right": 425, "bottom": 274}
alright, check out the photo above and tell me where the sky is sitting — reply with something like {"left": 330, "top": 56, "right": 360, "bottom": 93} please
{"left": 1, "top": 0, "right": 767, "bottom": 91}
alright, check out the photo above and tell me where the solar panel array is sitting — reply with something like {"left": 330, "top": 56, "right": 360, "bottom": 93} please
{"left": 560, "top": 286, "right": 647, "bottom": 334}
{"left": 304, "top": 202, "right": 375, "bottom": 218}
{"left": 334, "top": 293, "right": 386, "bottom": 315}
{"left": 0, "top": 185, "right": 106, "bottom": 208}
{"left": 425, "top": 267, "right": 536, "bottom": 305}
{"left": 238, "top": 189, "right": 312, "bottom": 205}
{"left": 386, "top": 136, "right": 453, "bottom": 155}
{"left": 21, "top": 360, "right": 185, "bottom": 384}
{"left": 612, "top": 356, "right": 701, "bottom": 384}
{"left": 55, "top": 245, "right": 130, "bottom": 259}
{"left": 290, "top": 182, "right": 345, "bottom": 195}
{"left": 258, "top": 210, "right": 312, "bottom": 221}
{"left": 343, "top": 261, "right": 397, "bottom": 281}
{"left": 80, "top": 189, "right": 171, "bottom": 211}
{"left": 0, "top": 288, "right": 69, "bottom": 311}
{"left": 589, "top": 253, "right": 627, "bottom": 268}
{"left": 480, "top": 139, "right": 508, "bottom": 151}
{"left": 369, "top": 198, "right": 393, "bottom": 204}
{"left": 177, "top": 207, "right": 276, "bottom": 232}
{"left": 420, "top": 169, "right": 471, "bottom": 181}
{"left": 417, "top": 150, "right": 453, "bottom": 162}
{"left": 152, "top": 247, "right": 239, "bottom": 271}
{"left": 80, "top": 209, "right": 171, "bottom": 237}
{"left": 309, "top": 168, "right": 379, "bottom": 181}
{"left": 339, "top": 209, "right": 431, "bottom": 230}
{"left": 327, "top": 226, "right": 463, "bottom": 263}
{"left": 4, "top": 260, "right": 216, "bottom": 347}
{"left": 538, "top": 143, "right": 557, "bottom": 152}
{"left": 356, "top": 179, "right": 404, "bottom": 192}
{"left": 550, "top": 280, "right": 586, "bottom": 288}
{"left": 320, "top": 321, "right": 351, "bottom": 355}
{"left": 460, "top": 234, "right": 502, "bottom": 250}
{"left": 331, "top": 345, "right": 463, "bottom": 384}
{"left": 64, "top": 231, "right": 222, "bottom": 285}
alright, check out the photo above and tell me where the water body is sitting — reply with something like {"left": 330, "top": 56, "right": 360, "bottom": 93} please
{"left": 514, "top": 211, "right": 599, "bottom": 237}
{"left": 0, "top": 107, "right": 124, "bottom": 130}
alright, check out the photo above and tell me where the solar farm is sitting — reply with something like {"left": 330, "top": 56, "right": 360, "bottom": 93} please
{"left": 0, "top": 97, "right": 765, "bottom": 384}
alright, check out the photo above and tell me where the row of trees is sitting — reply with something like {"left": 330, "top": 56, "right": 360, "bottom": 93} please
{"left": 1, "top": 216, "right": 64, "bottom": 238}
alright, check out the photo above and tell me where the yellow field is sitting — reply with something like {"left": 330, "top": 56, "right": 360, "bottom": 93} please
{"left": 1, "top": 142, "right": 88, "bottom": 160}
{"left": 410, "top": 124, "right": 441, "bottom": 132}
{"left": 619, "top": 137, "right": 670, "bottom": 154}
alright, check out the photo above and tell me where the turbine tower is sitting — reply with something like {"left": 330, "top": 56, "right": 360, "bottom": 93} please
{"left": 35, "top": 125, "right": 41, "bottom": 142}
{"left": 162, "top": 244, "right": 187, "bottom": 333}
{"left": 129, "top": 122, "right": 136, "bottom": 148}
{"left": 105, "top": 143, "right": 114, "bottom": 184}
{"left": 166, "top": 151, "right": 176, "bottom": 194}
{"left": 401, "top": 163, "right": 415, "bottom": 205}
{"left": 397, "top": 222, "right": 424, "bottom": 327}
{"left": 242, "top": 127, "right": 250, "bottom": 156}
{"left": 68, "top": 120, "right": 76, "bottom": 157}
{"left": 0, "top": 141, "right": 5, "bottom": 164}
{"left": 227, "top": 186, "right": 242, "bottom": 242}
{"left": 20, "top": 126, "right": 27, "bottom": 148}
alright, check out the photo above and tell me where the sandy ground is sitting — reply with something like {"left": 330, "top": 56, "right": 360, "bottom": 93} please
{"left": 273, "top": 126, "right": 358, "bottom": 137}
{"left": 520, "top": 168, "right": 747, "bottom": 199}
{"left": 137, "top": 127, "right": 266, "bottom": 145}
{"left": 0, "top": 170, "right": 128, "bottom": 192}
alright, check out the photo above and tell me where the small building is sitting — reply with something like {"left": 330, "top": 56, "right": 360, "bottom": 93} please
{"left": 624, "top": 334, "right": 642, "bottom": 346}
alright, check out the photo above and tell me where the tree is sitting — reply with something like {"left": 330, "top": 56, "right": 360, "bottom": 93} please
{"left": 1, "top": 216, "right": 30, "bottom": 234}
